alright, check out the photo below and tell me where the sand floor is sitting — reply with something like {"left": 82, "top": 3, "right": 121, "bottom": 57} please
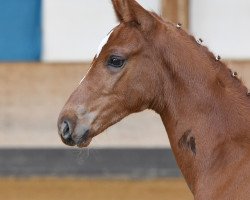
{"left": 0, "top": 178, "right": 193, "bottom": 200}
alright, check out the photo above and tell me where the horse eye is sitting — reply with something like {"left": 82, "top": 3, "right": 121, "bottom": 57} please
{"left": 107, "top": 56, "right": 125, "bottom": 68}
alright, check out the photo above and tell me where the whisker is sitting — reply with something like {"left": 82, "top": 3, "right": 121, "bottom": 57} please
{"left": 76, "top": 148, "right": 90, "bottom": 164}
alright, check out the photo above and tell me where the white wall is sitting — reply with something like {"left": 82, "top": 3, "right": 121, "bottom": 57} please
{"left": 43, "top": 0, "right": 250, "bottom": 62}
{"left": 190, "top": 0, "right": 250, "bottom": 59}
{"left": 42, "top": 0, "right": 161, "bottom": 62}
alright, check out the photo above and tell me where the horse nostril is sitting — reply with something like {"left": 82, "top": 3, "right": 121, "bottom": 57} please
{"left": 60, "top": 120, "right": 72, "bottom": 140}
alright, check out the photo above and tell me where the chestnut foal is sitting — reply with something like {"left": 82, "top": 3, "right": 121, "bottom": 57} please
{"left": 58, "top": 0, "right": 250, "bottom": 199}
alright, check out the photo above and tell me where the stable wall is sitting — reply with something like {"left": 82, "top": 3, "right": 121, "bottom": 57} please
{"left": 0, "top": 62, "right": 249, "bottom": 148}
{"left": 0, "top": 63, "right": 168, "bottom": 148}
{"left": 42, "top": 0, "right": 250, "bottom": 62}
{"left": 190, "top": 0, "right": 250, "bottom": 59}
{"left": 42, "top": 0, "right": 162, "bottom": 62}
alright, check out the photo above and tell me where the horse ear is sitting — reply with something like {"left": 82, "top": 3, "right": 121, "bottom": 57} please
{"left": 111, "top": 0, "right": 128, "bottom": 22}
{"left": 111, "top": 0, "right": 156, "bottom": 33}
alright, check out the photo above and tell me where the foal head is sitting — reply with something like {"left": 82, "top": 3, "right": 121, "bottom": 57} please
{"left": 58, "top": 0, "right": 170, "bottom": 147}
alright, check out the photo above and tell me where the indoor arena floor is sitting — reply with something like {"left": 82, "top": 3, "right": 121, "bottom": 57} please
{"left": 0, "top": 178, "right": 193, "bottom": 200}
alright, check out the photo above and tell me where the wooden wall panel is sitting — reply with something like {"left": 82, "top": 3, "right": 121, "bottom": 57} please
{"left": 0, "top": 63, "right": 167, "bottom": 148}
{"left": 162, "top": 0, "right": 189, "bottom": 29}
{"left": 0, "top": 62, "right": 249, "bottom": 148}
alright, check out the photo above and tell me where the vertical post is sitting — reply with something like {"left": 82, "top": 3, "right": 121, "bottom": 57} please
{"left": 162, "top": 0, "right": 189, "bottom": 30}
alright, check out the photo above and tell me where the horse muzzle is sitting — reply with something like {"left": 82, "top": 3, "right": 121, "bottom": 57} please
{"left": 57, "top": 113, "right": 92, "bottom": 148}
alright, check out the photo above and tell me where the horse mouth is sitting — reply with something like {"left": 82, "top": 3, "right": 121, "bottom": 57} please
{"left": 76, "top": 137, "right": 92, "bottom": 148}
{"left": 60, "top": 130, "right": 93, "bottom": 148}
{"left": 75, "top": 130, "right": 93, "bottom": 148}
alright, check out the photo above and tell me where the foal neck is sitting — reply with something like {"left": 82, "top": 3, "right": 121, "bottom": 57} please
{"left": 154, "top": 24, "right": 250, "bottom": 194}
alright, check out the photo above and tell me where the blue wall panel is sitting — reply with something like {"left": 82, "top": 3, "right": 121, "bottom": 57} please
{"left": 0, "top": 0, "right": 41, "bottom": 61}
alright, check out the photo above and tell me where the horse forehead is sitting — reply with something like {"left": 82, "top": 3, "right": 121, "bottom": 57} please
{"left": 96, "top": 25, "right": 141, "bottom": 57}
{"left": 95, "top": 23, "right": 142, "bottom": 58}
{"left": 96, "top": 29, "right": 114, "bottom": 57}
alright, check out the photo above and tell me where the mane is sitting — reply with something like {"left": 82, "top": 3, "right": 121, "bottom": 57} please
{"left": 150, "top": 12, "right": 250, "bottom": 100}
